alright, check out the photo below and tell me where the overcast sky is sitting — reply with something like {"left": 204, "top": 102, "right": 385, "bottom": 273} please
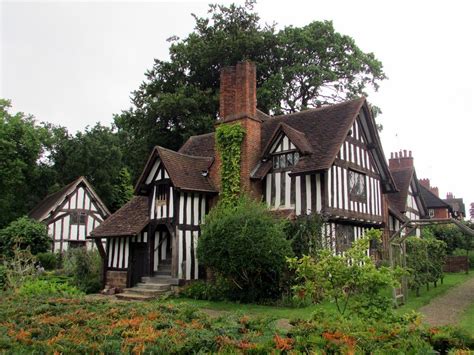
{"left": 2, "top": 0, "right": 473, "bottom": 215}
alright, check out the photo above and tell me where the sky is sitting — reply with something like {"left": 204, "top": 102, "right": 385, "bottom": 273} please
{"left": 2, "top": 0, "right": 473, "bottom": 216}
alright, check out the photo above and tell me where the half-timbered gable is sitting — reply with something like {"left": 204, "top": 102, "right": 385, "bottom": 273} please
{"left": 29, "top": 176, "right": 110, "bottom": 252}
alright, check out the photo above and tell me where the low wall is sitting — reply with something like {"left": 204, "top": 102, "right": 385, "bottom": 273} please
{"left": 105, "top": 270, "right": 128, "bottom": 289}
{"left": 443, "top": 256, "right": 469, "bottom": 273}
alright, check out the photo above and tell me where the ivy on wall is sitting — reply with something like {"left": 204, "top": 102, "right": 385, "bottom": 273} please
{"left": 215, "top": 123, "right": 245, "bottom": 205}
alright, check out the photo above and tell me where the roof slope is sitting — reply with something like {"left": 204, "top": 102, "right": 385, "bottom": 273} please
{"left": 136, "top": 146, "right": 217, "bottom": 194}
{"left": 28, "top": 176, "right": 110, "bottom": 221}
{"left": 420, "top": 185, "right": 451, "bottom": 209}
{"left": 261, "top": 98, "right": 366, "bottom": 173}
{"left": 91, "top": 196, "right": 148, "bottom": 237}
{"left": 387, "top": 168, "right": 414, "bottom": 213}
{"left": 444, "top": 198, "right": 466, "bottom": 215}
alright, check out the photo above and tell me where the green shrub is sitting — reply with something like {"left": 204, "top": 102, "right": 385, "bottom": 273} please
{"left": 1, "top": 248, "right": 37, "bottom": 290}
{"left": 283, "top": 213, "right": 325, "bottom": 258}
{"left": 291, "top": 309, "right": 473, "bottom": 353}
{"left": 288, "top": 229, "right": 405, "bottom": 319}
{"left": 0, "top": 216, "right": 51, "bottom": 257}
{"left": 197, "top": 197, "right": 293, "bottom": 302}
{"left": 179, "top": 276, "right": 232, "bottom": 301}
{"left": 36, "top": 252, "right": 59, "bottom": 270}
{"left": 0, "top": 265, "right": 6, "bottom": 290}
{"left": 406, "top": 236, "right": 447, "bottom": 295}
{"left": 63, "top": 248, "right": 102, "bottom": 293}
{"left": 17, "top": 278, "right": 83, "bottom": 297}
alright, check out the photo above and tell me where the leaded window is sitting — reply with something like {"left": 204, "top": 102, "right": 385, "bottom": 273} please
{"left": 348, "top": 170, "right": 367, "bottom": 202}
{"left": 272, "top": 151, "right": 299, "bottom": 170}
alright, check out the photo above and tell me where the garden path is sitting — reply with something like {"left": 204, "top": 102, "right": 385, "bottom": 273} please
{"left": 419, "top": 274, "right": 474, "bottom": 326}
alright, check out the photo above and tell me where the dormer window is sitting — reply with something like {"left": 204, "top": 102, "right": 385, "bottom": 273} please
{"left": 272, "top": 152, "right": 299, "bottom": 170}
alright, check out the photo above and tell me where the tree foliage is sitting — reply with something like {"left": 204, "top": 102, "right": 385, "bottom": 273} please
{"left": 114, "top": 0, "right": 386, "bottom": 179}
{"left": 49, "top": 123, "right": 132, "bottom": 212}
{"left": 0, "top": 99, "right": 54, "bottom": 227}
{"left": 197, "top": 196, "right": 292, "bottom": 302}
{"left": 0, "top": 216, "right": 51, "bottom": 257}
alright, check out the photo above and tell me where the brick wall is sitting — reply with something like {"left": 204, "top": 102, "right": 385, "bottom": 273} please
{"left": 215, "top": 61, "right": 262, "bottom": 198}
{"left": 443, "top": 256, "right": 469, "bottom": 273}
{"left": 105, "top": 270, "right": 127, "bottom": 289}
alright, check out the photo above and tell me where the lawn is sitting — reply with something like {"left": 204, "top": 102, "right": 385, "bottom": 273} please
{"left": 173, "top": 272, "right": 474, "bottom": 321}
{"left": 397, "top": 271, "right": 474, "bottom": 314}
{"left": 459, "top": 301, "right": 474, "bottom": 336}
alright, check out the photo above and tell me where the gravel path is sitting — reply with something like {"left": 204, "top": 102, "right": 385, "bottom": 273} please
{"left": 419, "top": 275, "right": 474, "bottom": 326}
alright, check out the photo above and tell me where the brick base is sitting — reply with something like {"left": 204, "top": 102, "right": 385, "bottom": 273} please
{"left": 105, "top": 270, "right": 128, "bottom": 289}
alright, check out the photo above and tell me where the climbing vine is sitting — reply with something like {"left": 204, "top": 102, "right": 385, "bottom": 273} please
{"left": 215, "top": 123, "right": 245, "bottom": 205}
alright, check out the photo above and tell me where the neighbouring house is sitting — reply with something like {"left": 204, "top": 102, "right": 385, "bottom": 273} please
{"left": 91, "top": 61, "right": 404, "bottom": 289}
{"left": 386, "top": 151, "right": 428, "bottom": 236}
{"left": 444, "top": 193, "right": 466, "bottom": 220}
{"left": 29, "top": 176, "right": 110, "bottom": 252}
{"left": 470, "top": 202, "right": 474, "bottom": 222}
{"left": 419, "top": 178, "right": 453, "bottom": 219}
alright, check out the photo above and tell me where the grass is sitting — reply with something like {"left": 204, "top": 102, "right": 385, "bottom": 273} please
{"left": 396, "top": 271, "right": 474, "bottom": 314}
{"left": 459, "top": 301, "right": 474, "bottom": 336}
{"left": 173, "top": 272, "right": 474, "bottom": 322}
{"left": 170, "top": 298, "right": 335, "bottom": 320}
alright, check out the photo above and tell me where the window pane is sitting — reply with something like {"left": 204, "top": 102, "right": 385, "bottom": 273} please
{"left": 286, "top": 153, "right": 294, "bottom": 166}
{"left": 294, "top": 152, "right": 300, "bottom": 165}
{"left": 349, "top": 170, "right": 366, "bottom": 201}
{"left": 273, "top": 156, "right": 279, "bottom": 169}
{"left": 280, "top": 155, "right": 286, "bottom": 168}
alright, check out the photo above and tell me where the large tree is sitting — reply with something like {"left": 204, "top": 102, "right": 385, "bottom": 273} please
{"left": 50, "top": 123, "right": 133, "bottom": 212}
{"left": 115, "top": 1, "right": 386, "bottom": 180}
{"left": 0, "top": 99, "right": 54, "bottom": 227}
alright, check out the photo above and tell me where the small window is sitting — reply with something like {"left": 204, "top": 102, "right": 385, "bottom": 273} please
{"left": 156, "top": 184, "right": 167, "bottom": 207}
{"left": 272, "top": 152, "right": 299, "bottom": 171}
{"left": 70, "top": 212, "right": 86, "bottom": 225}
{"left": 429, "top": 209, "right": 435, "bottom": 218}
{"left": 348, "top": 170, "right": 367, "bottom": 202}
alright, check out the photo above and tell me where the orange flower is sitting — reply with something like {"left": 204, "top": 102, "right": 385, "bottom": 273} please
{"left": 274, "top": 334, "right": 294, "bottom": 351}
{"left": 237, "top": 340, "right": 257, "bottom": 350}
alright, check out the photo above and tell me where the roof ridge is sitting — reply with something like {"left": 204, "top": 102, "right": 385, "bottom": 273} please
{"left": 156, "top": 145, "right": 213, "bottom": 160}
{"left": 274, "top": 97, "right": 366, "bottom": 119}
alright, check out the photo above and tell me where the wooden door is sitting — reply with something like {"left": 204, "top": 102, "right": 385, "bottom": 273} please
{"left": 130, "top": 243, "right": 148, "bottom": 286}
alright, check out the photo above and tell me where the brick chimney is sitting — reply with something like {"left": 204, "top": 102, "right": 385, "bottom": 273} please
{"left": 389, "top": 150, "right": 414, "bottom": 170}
{"left": 211, "top": 61, "right": 261, "bottom": 198}
{"left": 430, "top": 187, "right": 439, "bottom": 197}
{"left": 446, "top": 192, "right": 454, "bottom": 200}
{"left": 419, "top": 178, "right": 430, "bottom": 189}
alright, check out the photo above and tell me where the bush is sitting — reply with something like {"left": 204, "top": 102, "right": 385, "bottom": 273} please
{"left": 0, "top": 265, "right": 6, "bottom": 290}
{"left": 288, "top": 229, "right": 405, "bottom": 319}
{"left": 179, "top": 276, "right": 233, "bottom": 301}
{"left": 197, "top": 197, "right": 293, "bottom": 302}
{"left": 36, "top": 252, "right": 59, "bottom": 270}
{"left": 63, "top": 248, "right": 102, "bottom": 293}
{"left": 283, "top": 213, "right": 325, "bottom": 258}
{"left": 17, "top": 278, "right": 83, "bottom": 297}
{"left": 406, "top": 236, "right": 447, "bottom": 295}
{"left": 0, "top": 216, "right": 51, "bottom": 257}
{"left": 1, "top": 247, "right": 37, "bottom": 290}
{"left": 291, "top": 309, "right": 473, "bottom": 353}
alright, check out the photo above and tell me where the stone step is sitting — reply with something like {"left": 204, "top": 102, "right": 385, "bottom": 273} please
{"left": 142, "top": 276, "right": 179, "bottom": 285}
{"left": 155, "top": 270, "right": 172, "bottom": 276}
{"left": 135, "top": 283, "right": 171, "bottom": 291}
{"left": 115, "top": 293, "right": 155, "bottom": 301}
{"left": 157, "top": 264, "right": 171, "bottom": 270}
{"left": 123, "top": 287, "right": 170, "bottom": 297}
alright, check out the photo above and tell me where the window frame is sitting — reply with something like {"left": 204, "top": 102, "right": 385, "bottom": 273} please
{"left": 70, "top": 211, "right": 87, "bottom": 225}
{"left": 272, "top": 151, "right": 300, "bottom": 171}
{"left": 348, "top": 169, "right": 367, "bottom": 203}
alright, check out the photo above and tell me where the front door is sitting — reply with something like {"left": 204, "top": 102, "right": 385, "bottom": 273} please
{"left": 130, "top": 242, "right": 148, "bottom": 286}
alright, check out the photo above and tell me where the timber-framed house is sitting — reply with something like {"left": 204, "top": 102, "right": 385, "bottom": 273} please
{"left": 92, "top": 61, "right": 410, "bottom": 289}
{"left": 29, "top": 176, "right": 110, "bottom": 252}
